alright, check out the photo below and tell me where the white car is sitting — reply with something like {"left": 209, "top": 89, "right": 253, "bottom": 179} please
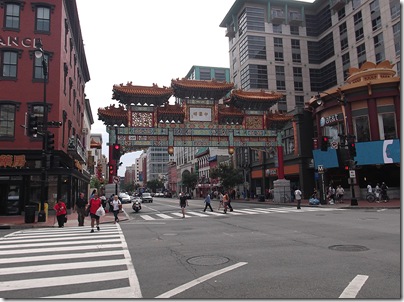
{"left": 141, "top": 193, "right": 153, "bottom": 203}
{"left": 119, "top": 192, "right": 131, "bottom": 204}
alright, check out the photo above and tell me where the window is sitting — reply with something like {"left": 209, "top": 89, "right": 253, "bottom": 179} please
{"left": 291, "top": 39, "right": 300, "bottom": 49}
{"left": 274, "top": 37, "right": 283, "bottom": 47}
{"left": 240, "top": 64, "right": 268, "bottom": 90}
{"left": 1, "top": 51, "right": 18, "bottom": 78}
{"left": 214, "top": 69, "right": 226, "bottom": 82}
{"left": 36, "top": 6, "right": 51, "bottom": 32}
{"left": 238, "top": 7, "right": 265, "bottom": 36}
{"left": 32, "top": 104, "right": 46, "bottom": 127}
{"left": 353, "top": 11, "right": 362, "bottom": 25}
{"left": 378, "top": 113, "right": 396, "bottom": 139}
{"left": 374, "top": 33, "right": 383, "bottom": 48}
{"left": 275, "top": 66, "right": 285, "bottom": 76}
{"left": 369, "top": 0, "right": 379, "bottom": 14}
{"left": 342, "top": 53, "right": 350, "bottom": 66}
{"left": 293, "top": 67, "right": 302, "bottom": 77}
{"left": 294, "top": 81, "right": 303, "bottom": 91}
{"left": 390, "top": 0, "right": 400, "bottom": 19}
{"left": 5, "top": 3, "right": 20, "bottom": 30}
{"left": 295, "top": 95, "right": 304, "bottom": 107}
{"left": 34, "top": 54, "right": 49, "bottom": 80}
{"left": 357, "top": 43, "right": 366, "bottom": 58}
{"left": 338, "top": 7, "right": 345, "bottom": 20}
{"left": 339, "top": 23, "right": 347, "bottom": 35}
{"left": 353, "top": 116, "right": 370, "bottom": 142}
{"left": 273, "top": 24, "right": 282, "bottom": 34}
{"left": 352, "top": 0, "right": 361, "bottom": 10}
{"left": 240, "top": 35, "right": 266, "bottom": 65}
{"left": 290, "top": 25, "right": 299, "bottom": 35}
{"left": 393, "top": 22, "right": 400, "bottom": 56}
{"left": 355, "top": 27, "right": 364, "bottom": 41}
{"left": 292, "top": 53, "right": 301, "bottom": 63}
{"left": 340, "top": 37, "right": 348, "bottom": 51}
{"left": 372, "top": 16, "right": 381, "bottom": 31}
{"left": 275, "top": 51, "right": 284, "bottom": 62}
{"left": 199, "top": 68, "right": 211, "bottom": 80}
{"left": 276, "top": 80, "right": 286, "bottom": 90}
{"left": 0, "top": 104, "right": 16, "bottom": 138}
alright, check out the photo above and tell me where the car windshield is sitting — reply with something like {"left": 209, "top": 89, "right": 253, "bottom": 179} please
{"left": 142, "top": 193, "right": 151, "bottom": 197}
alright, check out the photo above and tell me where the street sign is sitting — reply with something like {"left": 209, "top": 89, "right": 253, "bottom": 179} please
{"left": 349, "top": 170, "right": 356, "bottom": 178}
{"left": 331, "top": 141, "right": 338, "bottom": 149}
{"left": 113, "top": 176, "right": 120, "bottom": 184}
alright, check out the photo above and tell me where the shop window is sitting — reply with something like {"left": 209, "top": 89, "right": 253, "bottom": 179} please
{"left": 378, "top": 113, "right": 397, "bottom": 139}
{"left": 353, "top": 116, "right": 370, "bottom": 142}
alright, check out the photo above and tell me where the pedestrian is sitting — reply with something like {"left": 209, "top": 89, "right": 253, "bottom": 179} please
{"left": 75, "top": 192, "right": 87, "bottom": 226}
{"left": 227, "top": 192, "right": 234, "bottom": 211}
{"left": 381, "top": 182, "right": 388, "bottom": 202}
{"left": 203, "top": 193, "right": 213, "bottom": 212}
{"left": 294, "top": 187, "right": 302, "bottom": 209}
{"left": 374, "top": 183, "right": 381, "bottom": 202}
{"left": 111, "top": 194, "right": 122, "bottom": 223}
{"left": 179, "top": 193, "right": 188, "bottom": 218}
{"left": 327, "top": 184, "right": 335, "bottom": 204}
{"left": 335, "top": 185, "right": 345, "bottom": 203}
{"left": 218, "top": 192, "right": 224, "bottom": 210}
{"left": 88, "top": 190, "right": 102, "bottom": 233}
{"left": 223, "top": 191, "right": 232, "bottom": 213}
{"left": 54, "top": 199, "right": 67, "bottom": 228}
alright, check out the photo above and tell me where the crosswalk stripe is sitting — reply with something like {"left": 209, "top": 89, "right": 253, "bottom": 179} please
{"left": 156, "top": 214, "right": 174, "bottom": 219}
{"left": 0, "top": 233, "right": 120, "bottom": 245}
{"left": 0, "top": 243, "right": 123, "bottom": 256}
{"left": 0, "top": 258, "right": 129, "bottom": 275}
{"left": 231, "top": 209, "right": 259, "bottom": 214}
{"left": 0, "top": 237, "right": 121, "bottom": 249}
{"left": 0, "top": 250, "right": 124, "bottom": 265}
{"left": 171, "top": 213, "right": 191, "bottom": 218}
{"left": 187, "top": 211, "right": 210, "bottom": 217}
{"left": 47, "top": 286, "right": 135, "bottom": 299}
{"left": 0, "top": 270, "right": 129, "bottom": 292}
{"left": 140, "top": 215, "right": 156, "bottom": 220}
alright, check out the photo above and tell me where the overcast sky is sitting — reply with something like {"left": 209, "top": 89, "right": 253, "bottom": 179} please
{"left": 76, "top": 0, "right": 315, "bottom": 176}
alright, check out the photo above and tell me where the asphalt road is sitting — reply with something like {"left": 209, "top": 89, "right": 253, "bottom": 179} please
{"left": 120, "top": 198, "right": 401, "bottom": 299}
{"left": 0, "top": 198, "right": 400, "bottom": 299}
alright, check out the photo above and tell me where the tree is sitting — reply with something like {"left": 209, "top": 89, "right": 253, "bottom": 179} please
{"left": 181, "top": 172, "right": 198, "bottom": 192}
{"left": 146, "top": 179, "right": 164, "bottom": 193}
{"left": 123, "top": 182, "right": 135, "bottom": 194}
{"left": 90, "top": 176, "right": 101, "bottom": 191}
{"left": 210, "top": 163, "right": 244, "bottom": 191}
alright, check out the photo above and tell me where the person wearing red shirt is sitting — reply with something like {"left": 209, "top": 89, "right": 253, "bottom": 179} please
{"left": 88, "top": 191, "right": 102, "bottom": 233}
{"left": 54, "top": 200, "right": 67, "bottom": 228}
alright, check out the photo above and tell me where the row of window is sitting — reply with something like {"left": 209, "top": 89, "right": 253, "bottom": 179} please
{"left": 5, "top": 3, "right": 51, "bottom": 32}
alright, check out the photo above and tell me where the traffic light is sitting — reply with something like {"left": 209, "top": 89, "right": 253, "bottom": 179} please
{"left": 320, "top": 136, "right": 329, "bottom": 151}
{"left": 112, "top": 143, "right": 121, "bottom": 160}
{"left": 109, "top": 164, "right": 115, "bottom": 175}
{"left": 27, "top": 114, "right": 38, "bottom": 137}
{"left": 348, "top": 141, "right": 356, "bottom": 157}
{"left": 46, "top": 132, "right": 55, "bottom": 151}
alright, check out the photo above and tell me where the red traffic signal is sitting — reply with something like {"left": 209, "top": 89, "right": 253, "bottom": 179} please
{"left": 112, "top": 143, "right": 121, "bottom": 160}
{"left": 348, "top": 141, "right": 357, "bottom": 157}
{"left": 109, "top": 164, "right": 115, "bottom": 175}
{"left": 320, "top": 136, "right": 329, "bottom": 151}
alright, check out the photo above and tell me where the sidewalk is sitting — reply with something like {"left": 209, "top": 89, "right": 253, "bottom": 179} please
{"left": 0, "top": 198, "right": 400, "bottom": 229}
{"left": 0, "top": 208, "right": 129, "bottom": 230}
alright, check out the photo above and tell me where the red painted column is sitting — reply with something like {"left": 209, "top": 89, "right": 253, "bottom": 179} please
{"left": 277, "top": 145, "right": 285, "bottom": 179}
{"left": 108, "top": 144, "right": 113, "bottom": 184}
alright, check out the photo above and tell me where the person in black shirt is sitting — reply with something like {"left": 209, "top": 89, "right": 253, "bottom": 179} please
{"left": 179, "top": 193, "right": 188, "bottom": 218}
{"left": 75, "top": 192, "right": 88, "bottom": 226}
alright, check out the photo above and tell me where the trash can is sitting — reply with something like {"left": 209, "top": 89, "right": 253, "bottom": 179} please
{"left": 24, "top": 205, "right": 36, "bottom": 223}
{"left": 258, "top": 195, "right": 265, "bottom": 202}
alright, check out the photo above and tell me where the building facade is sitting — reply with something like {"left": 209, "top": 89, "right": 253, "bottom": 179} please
{"left": 219, "top": 0, "right": 400, "bottom": 198}
{"left": 0, "top": 0, "right": 92, "bottom": 215}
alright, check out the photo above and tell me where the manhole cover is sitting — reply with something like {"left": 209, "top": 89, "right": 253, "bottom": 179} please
{"left": 187, "top": 255, "right": 230, "bottom": 266}
{"left": 329, "top": 245, "right": 369, "bottom": 252}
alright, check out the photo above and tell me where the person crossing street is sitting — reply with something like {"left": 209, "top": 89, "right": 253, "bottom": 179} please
{"left": 203, "top": 193, "right": 213, "bottom": 212}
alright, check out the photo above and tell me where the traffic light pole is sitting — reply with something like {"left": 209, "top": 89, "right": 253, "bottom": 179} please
{"left": 36, "top": 39, "right": 48, "bottom": 222}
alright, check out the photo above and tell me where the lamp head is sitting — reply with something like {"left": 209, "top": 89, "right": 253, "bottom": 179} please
{"left": 315, "top": 94, "right": 323, "bottom": 106}
{"left": 34, "top": 38, "right": 44, "bottom": 58}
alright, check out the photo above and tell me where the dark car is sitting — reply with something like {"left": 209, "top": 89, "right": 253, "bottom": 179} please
{"left": 185, "top": 192, "right": 192, "bottom": 199}
{"left": 164, "top": 192, "right": 172, "bottom": 198}
{"left": 141, "top": 193, "right": 153, "bottom": 203}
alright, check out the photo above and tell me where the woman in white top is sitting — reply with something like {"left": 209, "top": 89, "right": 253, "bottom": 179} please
{"left": 111, "top": 195, "right": 122, "bottom": 223}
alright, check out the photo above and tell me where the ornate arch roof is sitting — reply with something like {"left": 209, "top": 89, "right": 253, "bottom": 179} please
{"left": 226, "top": 89, "right": 284, "bottom": 111}
{"left": 98, "top": 104, "right": 128, "bottom": 126}
{"left": 112, "top": 82, "right": 173, "bottom": 106}
{"left": 171, "top": 78, "right": 234, "bottom": 99}
{"left": 266, "top": 111, "right": 294, "bottom": 130}
{"left": 157, "top": 104, "right": 185, "bottom": 123}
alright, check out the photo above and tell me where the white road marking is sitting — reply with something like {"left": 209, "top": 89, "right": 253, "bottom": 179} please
{"left": 156, "top": 213, "right": 174, "bottom": 219}
{"left": 155, "top": 262, "right": 248, "bottom": 298}
{"left": 339, "top": 274, "right": 369, "bottom": 298}
{"left": 47, "top": 286, "right": 135, "bottom": 298}
{"left": 140, "top": 215, "right": 156, "bottom": 220}
{"left": 187, "top": 211, "right": 209, "bottom": 217}
{"left": 171, "top": 213, "right": 191, "bottom": 218}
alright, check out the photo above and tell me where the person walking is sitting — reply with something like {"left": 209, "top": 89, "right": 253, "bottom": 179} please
{"left": 111, "top": 194, "right": 122, "bottom": 223}
{"left": 218, "top": 192, "right": 224, "bottom": 211}
{"left": 54, "top": 199, "right": 67, "bottom": 228}
{"left": 88, "top": 190, "right": 102, "bottom": 233}
{"left": 223, "top": 192, "right": 230, "bottom": 213}
{"left": 203, "top": 193, "right": 213, "bottom": 212}
{"left": 179, "top": 193, "right": 188, "bottom": 218}
{"left": 381, "top": 182, "right": 389, "bottom": 202}
{"left": 294, "top": 187, "right": 302, "bottom": 209}
{"left": 75, "top": 192, "right": 87, "bottom": 226}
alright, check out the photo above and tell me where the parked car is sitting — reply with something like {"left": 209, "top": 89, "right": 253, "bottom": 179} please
{"left": 141, "top": 193, "right": 153, "bottom": 203}
{"left": 164, "top": 192, "right": 172, "bottom": 198}
{"left": 119, "top": 192, "right": 131, "bottom": 204}
{"left": 185, "top": 192, "right": 192, "bottom": 199}
{"left": 155, "top": 192, "right": 164, "bottom": 197}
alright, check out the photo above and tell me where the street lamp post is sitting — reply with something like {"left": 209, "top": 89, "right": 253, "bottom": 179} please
{"left": 35, "top": 38, "right": 48, "bottom": 222}
{"left": 314, "top": 90, "right": 357, "bottom": 206}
